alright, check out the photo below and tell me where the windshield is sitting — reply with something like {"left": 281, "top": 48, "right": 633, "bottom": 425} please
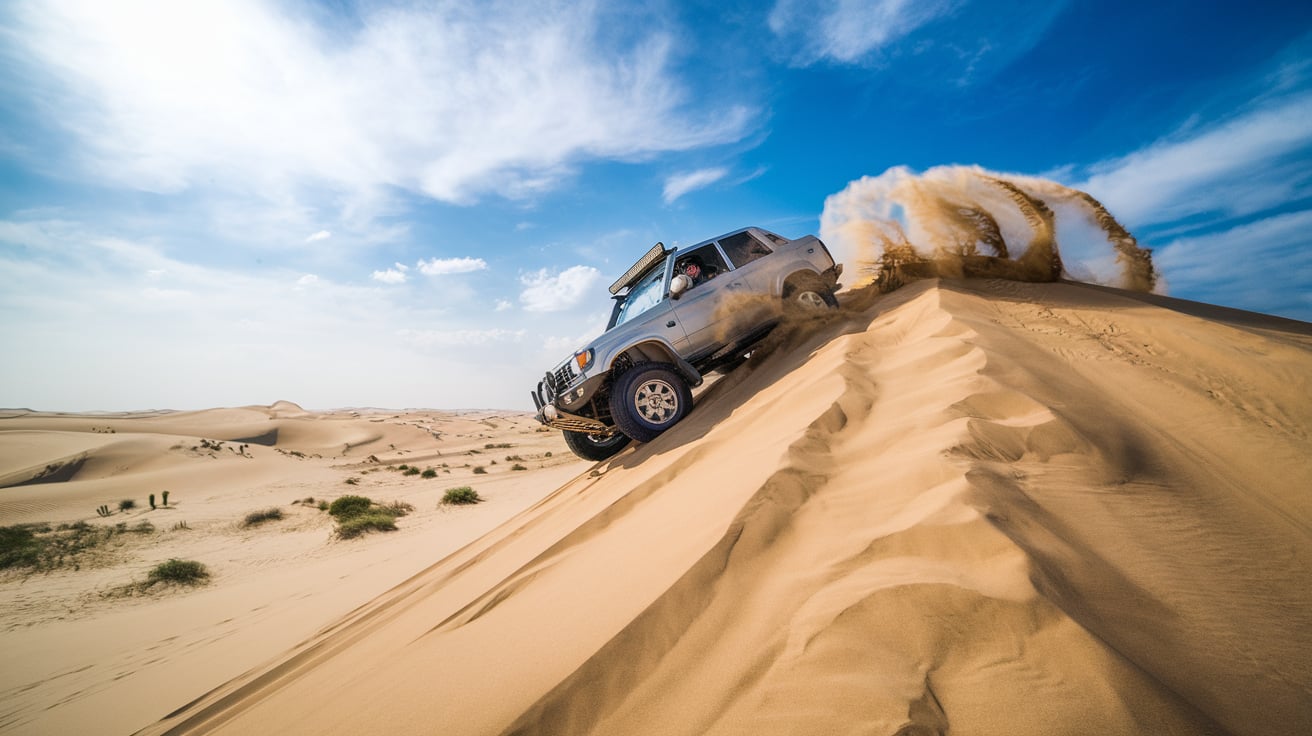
{"left": 611, "top": 259, "right": 668, "bottom": 329}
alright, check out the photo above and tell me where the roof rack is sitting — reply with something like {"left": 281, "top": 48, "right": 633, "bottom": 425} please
{"left": 608, "top": 241, "right": 671, "bottom": 295}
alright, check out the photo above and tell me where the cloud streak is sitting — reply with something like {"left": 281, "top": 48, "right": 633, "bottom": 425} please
{"left": 9, "top": 0, "right": 754, "bottom": 208}
{"left": 663, "top": 167, "right": 728, "bottom": 203}
{"left": 1075, "top": 91, "right": 1312, "bottom": 227}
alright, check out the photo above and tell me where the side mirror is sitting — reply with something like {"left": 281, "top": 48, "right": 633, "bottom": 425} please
{"left": 670, "top": 273, "right": 692, "bottom": 299}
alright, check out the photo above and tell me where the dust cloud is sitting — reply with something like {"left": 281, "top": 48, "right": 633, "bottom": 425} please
{"left": 820, "top": 165, "right": 1160, "bottom": 292}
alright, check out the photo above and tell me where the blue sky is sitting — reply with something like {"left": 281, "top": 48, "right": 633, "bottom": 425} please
{"left": 2, "top": 0, "right": 1310, "bottom": 412}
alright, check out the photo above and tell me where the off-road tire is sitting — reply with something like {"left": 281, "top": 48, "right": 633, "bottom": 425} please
{"left": 562, "top": 429, "right": 631, "bottom": 461}
{"left": 784, "top": 277, "right": 838, "bottom": 310}
{"left": 609, "top": 363, "right": 693, "bottom": 443}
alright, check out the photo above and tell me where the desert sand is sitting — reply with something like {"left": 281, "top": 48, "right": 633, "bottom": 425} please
{"left": 4, "top": 278, "right": 1311, "bottom": 736}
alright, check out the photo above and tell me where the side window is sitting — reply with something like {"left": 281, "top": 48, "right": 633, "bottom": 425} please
{"left": 674, "top": 245, "right": 730, "bottom": 289}
{"left": 719, "top": 232, "right": 773, "bottom": 268}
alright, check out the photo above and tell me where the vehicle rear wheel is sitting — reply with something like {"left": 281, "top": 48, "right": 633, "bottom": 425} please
{"left": 784, "top": 279, "right": 839, "bottom": 310}
{"left": 562, "top": 429, "right": 631, "bottom": 461}
{"left": 609, "top": 363, "right": 693, "bottom": 443}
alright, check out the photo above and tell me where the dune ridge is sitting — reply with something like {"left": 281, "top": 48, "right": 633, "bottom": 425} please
{"left": 136, "top": 279, "right": 1311, "bottom": 736}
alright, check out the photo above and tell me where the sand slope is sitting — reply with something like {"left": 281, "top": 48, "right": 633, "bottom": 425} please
{"left": 0, "top": 407, "right": 586, "bottom": 735}
{"left": 126, "top": 279, "right": 1312, "bottom": 736}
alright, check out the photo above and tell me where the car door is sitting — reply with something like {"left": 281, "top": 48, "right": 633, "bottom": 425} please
{"left": 669, "top": 243, "right": 746, "bottom": 360}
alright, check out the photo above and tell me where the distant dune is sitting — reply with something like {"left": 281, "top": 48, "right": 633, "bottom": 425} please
{"left": 5, "top": 278, "right": 1310, "bottom": 736}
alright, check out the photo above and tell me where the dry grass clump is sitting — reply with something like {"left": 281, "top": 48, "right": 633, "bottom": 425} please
{"left": 147, "top": 558, "right": 210, "bottom": 586}
{"left": 1, "top": 521, "right": 153, "bottom": 572}
{"left": 241, "top": 507, "right": 284, "bottom": 527}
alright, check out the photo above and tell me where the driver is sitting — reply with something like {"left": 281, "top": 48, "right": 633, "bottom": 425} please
{"left": 682, "top": 258, "right": 703, "bottom": 284}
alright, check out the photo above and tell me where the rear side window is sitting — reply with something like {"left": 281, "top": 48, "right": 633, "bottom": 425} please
{"left": 719, "top": 231, "right": 773, "bottom": 268}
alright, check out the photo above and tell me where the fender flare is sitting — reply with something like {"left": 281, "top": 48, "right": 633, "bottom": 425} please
{"left": 605, "top": 339, "right": 704, "bottom": 388}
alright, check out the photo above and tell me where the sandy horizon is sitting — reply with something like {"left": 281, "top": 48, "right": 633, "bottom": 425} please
{"left": 3, "top": 278, "right": 1310, "bottom": 735}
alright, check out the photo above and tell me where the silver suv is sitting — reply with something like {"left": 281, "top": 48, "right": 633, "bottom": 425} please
{"left": 531, "top": 226, "right": 843, "bottom": 460}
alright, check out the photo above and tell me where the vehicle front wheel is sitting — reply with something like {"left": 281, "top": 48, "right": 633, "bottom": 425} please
{"left": 609, "top": 363, "right": 693, "bottom": 443}
{"left": 562, "top": 429, "right": 632, "bottom": 461}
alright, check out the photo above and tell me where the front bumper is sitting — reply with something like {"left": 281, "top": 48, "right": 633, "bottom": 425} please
{"left": 530, "top": 369, "right": 609, "bottom": 434}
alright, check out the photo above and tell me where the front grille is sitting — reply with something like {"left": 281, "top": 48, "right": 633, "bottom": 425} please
{"left": 554, "top": 363, "right": 575, "bottom": 393}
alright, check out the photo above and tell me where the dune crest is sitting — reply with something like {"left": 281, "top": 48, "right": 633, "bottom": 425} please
{"left": 144, "top": 280, "right": 1311, "bottom": 736}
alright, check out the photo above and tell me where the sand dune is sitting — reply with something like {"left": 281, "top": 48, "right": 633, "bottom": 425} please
{"left": 0, "top": 408, "right": 587, "bottom": 735}
{"left": 5, "top": 279, "right": 1310, "bottom": 735}
{"left": 89, "top": 278, "right": 1305, "bottom": 736}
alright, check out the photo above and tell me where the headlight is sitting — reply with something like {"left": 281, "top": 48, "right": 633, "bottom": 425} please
{"left": 573, "top": 348, "right": 594, "bottom": 372}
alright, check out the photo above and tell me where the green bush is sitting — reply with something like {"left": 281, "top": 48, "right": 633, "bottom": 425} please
{"left": 511, "top": 463, "right": 528, "bottom": 471}
{"left": 328, "top": 495, "right": 373, "bottom": 519}
{"left": 421, "top": 468, "right": 437, "bottom": 478}
{"left": 403, "top": 467, "right": 420, "bottom": 476}
{"left": 441, "top": 486, "right": 482, "bottom": 505}
{"left": 336, "top": 512, "right": 398, "bottom": 539}
{"left": 147, "top": 558, "right": 209, "bottom": 586}
{"left": 0, "top": 525, "right": 41, "bottom": 569}
{"left": 472, "top": 466, "right": 487, "bottom": 475}
{"left": 118, "top": 499, "right": 136, "bottom": 511}
{"left": 344, "top": 477, "right": 360, "bottom": 485}
{"left": 242, "top": 508, "right": 284, "bottom": 527}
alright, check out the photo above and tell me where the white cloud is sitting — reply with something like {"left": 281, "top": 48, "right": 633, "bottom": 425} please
{"left": 663, "top": 167, "right": 728, "bottom": 203}
{"left": 495, "top": 299, "right": 514, "bottom": 312}
{"left": 305, "top": 230, "right": 331, "bottom": 243}
{"left": 416, "top": 256, "right": 488, "bottom": 276}
{"left": 1153, "top": 209, "right": 1312, "bottom": 320}
{"left": 1075, "top": 91, "right": 1312, "bottom": 227}
{"left": 11, "top": 0, "right": 754, "bottom": 206}
{"left": 768, "top": 0, "right": 955, "bottom": 64}
{"left": 519, "top": 265, "right": 602, "bottom": 312}
{"left": 371, "top": 263, "right": 409, "bottom": 284}
{"left": 296, "top": 274, "right": 319, "bottom": 286}
{"left": 0, "top": 217, "right": 542, "bottom": 410}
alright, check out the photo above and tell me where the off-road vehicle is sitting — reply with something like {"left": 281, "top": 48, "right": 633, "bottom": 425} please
{"left": 531, "top": 226, "right": 843, "bottom": 460}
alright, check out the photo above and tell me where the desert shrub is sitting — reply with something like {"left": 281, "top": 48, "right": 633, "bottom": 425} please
{"left": 335, "top": 512, "right": 397, "bottom": 539}
{"left": 147, "top": 558, "right": 209, "bottom": 586}
{"left": 0, "top": 525, "right": 41, "bottom": 569}
{"left": 326, "top": 496, "right": 412, "bottom": 538}
{"left": 403, "top": 467, "right": 420, "bottom": 476}
{"left": 511, "top": 464, "right": 527, "bottom": 471}
{"left": 328, "top": 495, "right": 373, "bottom": 519}
{"left": 398, "top": 464, "right": 410, "bottom": 470}
{"left": 505, "top": 455, "right": 524, "bottom": 462}
{"left": 130, "top": 520, "right": 155, "bottom": 534}
{"left": 317, "top": 500, "right": 329, "bottom": 511}
{"left": 242, "top": 508, "right": 284, "bottom": 527}
{"left": 379, "top": 500, "right": 414, "bottom": 517}
{"left": 421, "top": 468, "right": 437, "bottom": 478}
{"left": 472, "top": 466, "right": 487, "bottom": 475}
{"left": 172, "top": 521, "right": 190, "bottom": 531}
{"left": 344, "top": 477, "right": 360, "bottom": 485}
{"left": 118, "top": 499, "right": 136, "bottom": 511}
{"left": 485, "top": 443, "right": 513, "bottom": 449}
{"left": 441, "top": 486, "right": 482, "bottom": 505}
{"left": 544, "top": 452, "right": 553, "bottom": 458}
